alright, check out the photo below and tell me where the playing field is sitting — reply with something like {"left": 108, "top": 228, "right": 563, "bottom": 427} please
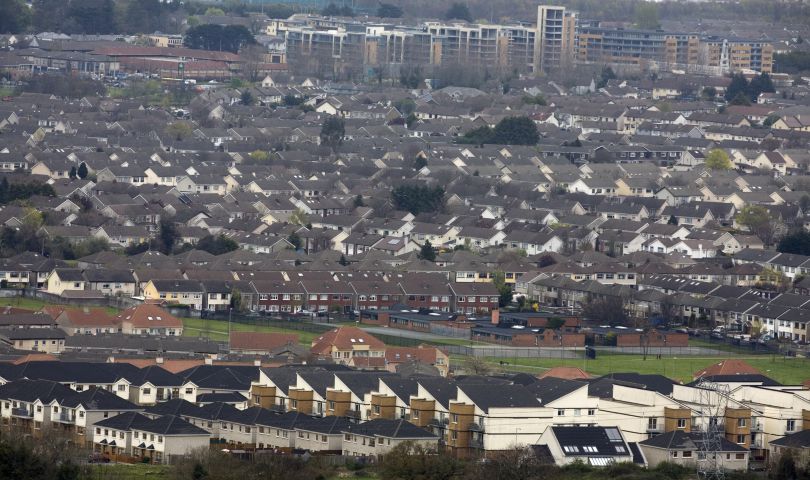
{"left": 483, "top": 353, "right": 810, "bottom": 384}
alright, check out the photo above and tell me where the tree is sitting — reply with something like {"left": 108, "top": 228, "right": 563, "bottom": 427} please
{"left": 736, "top": 205, "right": 779, "bottom": 245}
{"left": 597, "top": 66, "right": 616, "bottom": 89}
{"left": 184, "top": 24, "right": 256, "bottom": 54}
{"left": 205, "top": 7, "right": 226, "bottom": 15}
{"left": 391, "top": 184, "right": 445, "bottom": 215}
{"left": 0, "top": 0, "right": 31, "bottom": 33}
{"left": 230, "top": 289, "right": 245, "bottom": 312}
{"left": 289, "top": 208, "right": 309, "bottom": 226}
{"left": 353, "top": 195, "right": 364, "bottom": 208}
{"left": 462, "top": 356, "right": 491, "bottom": 375}
{"left": 633, "top": 3, "right": 660, "bottom": 29}
{"left": 394, "top": 98, "right": 416, "bottom": 116}
{"left": 729, "top": 92, "right": 751, "bottom": 106}
{"left": 419, "top": 240, "right": 436, "bottom": 262}
{"left": 492, "top": 116, "right": 539, "bottom": 145}
{"left": 701, "top": 86, "right": 717, "bottom": 100}
{"left": 704, "top": 149, "right": 732, "bottom": 170}
{"left": 196, "top": 235, "right": 239, "bottom": 255}
{"left": 725, "top": 73, "right": 749, "bottom": 102}
{"left": 492, "top": 271, "right": 513, "bottom": 308}
{"left": 287, "top": 232, "right": 302, "bottom": 250}
{"left": 376, "top": 3, "right": 403, "bottom": 18}
{"left": 77, "top": 163, "right": 88, "bottom": 179}
{"left": 774, "top": 452, "right": 798, "bottom": 480}
{"left": 749, "top": 72, "right": 775, "bottom": 100}
{"left": 158, "top": 218, "right": 179, "bottom": 254}
{"left": 413, "top": 155, "right": 428, "bottom": 171}
{"left": 379, "top": 442, "right": 464, "bottom": 480}
{"left": 248, "top": 150, "right": 269, "bottom": 163}
{"left": 240, "top": 90, "right": 254, "bottom": 106}
{"left": 320, "top": 116, "right": 345, "bottom": 149}
{"left": 166, "top": 121, "right": 193, "bottom": 141}
{"left": 444, "top": 2, "right": 472, "bottom": 21}
{"left": 69, "top": 166, "right": 77, "bottom": 180}
{"left": 583, "top": 296, "right": 629, "bottom": 326}
{"left": 338, "top": 254, "right": 348, "bottom": 266}
{"left": 777, "top": 230, "right": 810, "bottom": 256}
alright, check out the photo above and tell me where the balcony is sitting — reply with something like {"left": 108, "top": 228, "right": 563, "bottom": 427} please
{"left": 430, "top": 417, "right": 449, "bottom": 426}
{"left": 751, "top": 422, "right": 764, "bottom": 432}
{"left": 345, "top": 410, "right": 361, "bottom": 419}
{"left": 58, "top": 412, "right": 75, "bottom": 423}
{"left": 468, "top": 422, "right": 485, "bottom": 433}
{"left": 11, "top": 408, "right": 32, "bottom": 418}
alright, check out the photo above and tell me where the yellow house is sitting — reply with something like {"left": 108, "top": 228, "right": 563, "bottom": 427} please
{"left": 45, "top": 269, "right": 87, "bottom": 296}
{"left": 142, "top": 279, "right": 204, "bottom": 310}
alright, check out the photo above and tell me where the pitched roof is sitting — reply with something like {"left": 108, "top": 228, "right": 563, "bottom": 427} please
{"left": 640, "top": 430, "right": 747, "bottom": 452}
{"left": 693, "top": 359, "right": 761, "bottom": 379}
{"left": 310, "top": 326, "right": 385, "bottom": 355}
{"left": 229, "top": 332, "right": 299, "bottom": 352}
{"left": 116, "top": 304, "right": 182, "bottom": 329}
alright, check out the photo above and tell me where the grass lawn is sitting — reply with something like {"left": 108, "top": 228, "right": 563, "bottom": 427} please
{"left": 182, "top": 317, "right": 322, "bottom": 344}
{"left": 0, "top": 297, "right": 120, "bottom": 315}
{"left": 0, "top": 86, "right": 16, "bottom": 97}
{"left": 482, "top": 353, "right": 810, "bottom": 384}
{"left": 83, "top": 463, "right": 170, "bottom": 479}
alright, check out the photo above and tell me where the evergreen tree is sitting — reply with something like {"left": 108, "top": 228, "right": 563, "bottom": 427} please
{"left": 77, "top": 163, "right": 88, "bottom": 179}
{"left": 69, "top": 166, "right": 77, "bottom": 179}
{"left": 419, "top": 240, "right": 436, "bottom": 262}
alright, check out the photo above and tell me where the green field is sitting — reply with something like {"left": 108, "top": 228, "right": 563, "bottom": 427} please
{"left": 82, "top": 463, "right": 170, "bottom": 480}
{"left": 0, "top": 297, "right": 120, "bottom": 315}
{"left": 182, "top": 317, "right": 323, "bottom": 344}
{"left": 480, "top": 353, "right": 810, "bottom": 384}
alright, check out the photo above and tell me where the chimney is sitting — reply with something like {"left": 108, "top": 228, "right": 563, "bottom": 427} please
{"left": 491, "top": 308, "right": 500, "bottom": 325}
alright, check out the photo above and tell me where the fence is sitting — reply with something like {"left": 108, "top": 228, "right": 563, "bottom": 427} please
{"left": 21, "top": 288, "right": 142, "bottom": 309}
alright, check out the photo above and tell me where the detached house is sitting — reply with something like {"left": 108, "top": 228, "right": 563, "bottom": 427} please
{"left": 116, "top": 304, "right": 183, "bottom": 336}
{"left": 310, "top": 326, "right": 386, "bottom": 366}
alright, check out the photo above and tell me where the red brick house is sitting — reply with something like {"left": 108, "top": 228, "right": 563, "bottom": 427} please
{"left": 251, "top": 280, "right": 306, "bottom": 314}
{"left": 300, "top": 279, "right": 354, "bottom": 314}
{"left": 448, "top": 282, "right": 499, "bottom": 315}
{"left": 397, "top": 274, "right": 452, "bottom": 312}
{"left": 349, "top": 280, "right": 404, "bottom": 311}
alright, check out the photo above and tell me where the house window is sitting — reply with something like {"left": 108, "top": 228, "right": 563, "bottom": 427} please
{"left": 682, "top": 450, "right": 692, "bottom": 458}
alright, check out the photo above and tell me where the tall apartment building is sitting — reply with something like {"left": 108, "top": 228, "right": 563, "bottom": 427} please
{"left": 281, "top": 13, "right": 773, "bottom": 78}
{"left": 699, "top": 37, "right": 773, "bottom": 74}
{"left": 576, "top": 25, "right": 699, "bottom": 68}
{"left": 535, "top": 5, "right": 577, "bottom": 72}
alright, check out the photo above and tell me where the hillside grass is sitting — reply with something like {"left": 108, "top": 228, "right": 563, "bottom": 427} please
{"left": 182, "top": 317, "right": 322, "bottom": 344}
{"left": 481, "top": 353, "right": 810, "bottom": 384}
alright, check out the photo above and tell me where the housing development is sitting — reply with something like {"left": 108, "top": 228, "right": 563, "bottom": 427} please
{"left": 0, "top": 0, "right": 809, "bottom": 478}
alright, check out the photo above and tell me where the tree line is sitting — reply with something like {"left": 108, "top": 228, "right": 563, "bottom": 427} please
{"left": 458, "top": 116, "right": 540, "bottom": 146}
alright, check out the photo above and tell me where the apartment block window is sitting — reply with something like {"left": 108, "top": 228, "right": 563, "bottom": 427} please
{"left": 787, "top": 419, "right": 796, "bottom": 432}
{"left": 737, "top": 418, "right": 746, "bottom": 428}
{"left": 557, "top": 409, "right": 565, "bottom": 416}
{"left": 451, "top": 414, "right": 459, "bottom": 424}
{"left": 587, "top": 409, "right": 595, "bottom": 416}
{"left": 737, "top": 434, "right": 746, "bottom": 444}
{"left": 677, "top": 419, "right": 687, "bottom": 429}
{"left": 648, "top": 418, "right": 658, "bottom": 430}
